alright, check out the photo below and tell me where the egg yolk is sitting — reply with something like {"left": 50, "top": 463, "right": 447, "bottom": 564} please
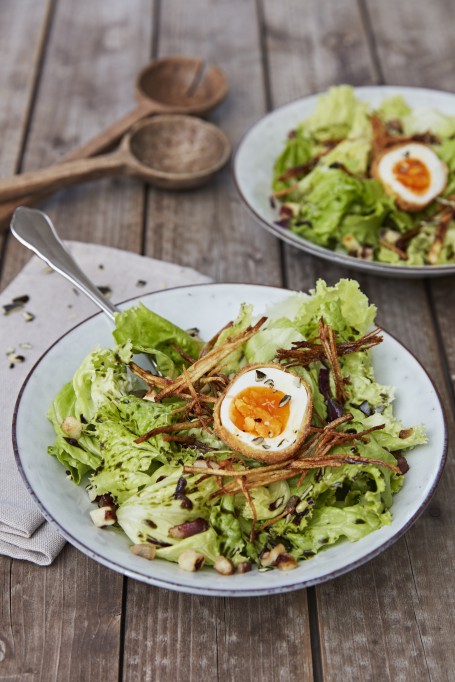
{"left": 392, "top": 157, "right": 431, "bottom": 195}
{"left": 229, "top": 386, "right": 291, "bottom": 438}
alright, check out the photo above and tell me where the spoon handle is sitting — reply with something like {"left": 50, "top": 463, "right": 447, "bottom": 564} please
{"left": 64, "top": 101, "right": 156, "bottom": 161}
{"left": 0, "top": 101, "right": 154, "bottom": 231}
{"left": 10, "top": 207, "right": 117, "bottom": 320}
{"left": 0, "top": 152, "right": 128, "bottom": 202}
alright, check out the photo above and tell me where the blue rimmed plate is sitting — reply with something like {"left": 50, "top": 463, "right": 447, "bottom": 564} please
{"left": 13, "top": 283, "right": 447, "bottom": 596}
{"left": 233, "top": 86, "right": 455, "bottom": 278}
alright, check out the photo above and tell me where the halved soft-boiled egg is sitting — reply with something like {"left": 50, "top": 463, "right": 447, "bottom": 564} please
{"left": 371, "top": 142, "right": 448, "bottom": 212}
{"left": 213, "top": 363, "right": 313, "bottom": 463}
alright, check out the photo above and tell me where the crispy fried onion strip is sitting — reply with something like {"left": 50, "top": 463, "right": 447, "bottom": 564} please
{"left": 183, "top": 416, "right": 401, "bottom": 505}
{"left": 379, "top": 238, "right": 408, "bottom": 261}
{"left": 319, "top": 319, "right": 347, "bottom": 403}
{"left": 133, "top": 317, "right": 268, "bottom": 443}
{"left": 135, "top": 420, "right": 204, "bottom": 445}
{"left": 144, "top": 316, "right": 267, "bottom": 402}
{"left": 428, "top": 206, "right": 454, "bottom": 265}
{"left": 276, "top": 324, "right": 383, "bottom": 370}
{"left": 370, "top": 113, "right": 440, "bottom": 157}
{"left": 278, "top": 318, "right": 378, "bottom": 405}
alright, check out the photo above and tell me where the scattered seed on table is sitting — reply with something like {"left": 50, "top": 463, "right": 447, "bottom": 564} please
{"left": 97, "top": 286, "right": 112, "bottom": 298}
{"left": 22, "top": 311, "right": 35, "bottom": 322}
{"left": 3, "top": 295, "right": 30, "bottom": 315}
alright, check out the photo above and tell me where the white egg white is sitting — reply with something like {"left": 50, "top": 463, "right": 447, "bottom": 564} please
{"left": 219, "top": 365, "right": 310, "bottom": 452}
{"left": 375, "top": 142, "right": 447, "bottom": 209}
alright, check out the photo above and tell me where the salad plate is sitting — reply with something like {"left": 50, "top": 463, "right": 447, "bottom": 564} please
{"left": 13, "top": 283, "right": 447, "bottom": 596}
{"left": 233, "top": 86, "right": 455, "bottom": 278}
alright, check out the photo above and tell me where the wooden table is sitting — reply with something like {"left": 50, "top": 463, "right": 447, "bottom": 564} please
{"left": 1, "top": 1, "right": 454, "bottom": 679}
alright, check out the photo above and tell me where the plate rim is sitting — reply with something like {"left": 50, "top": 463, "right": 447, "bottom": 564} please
{"left": 12, "top": 281, "right": 448, "bottom": 596}
{"left": 232, "top": 85, "right": 455, "bottom": 279}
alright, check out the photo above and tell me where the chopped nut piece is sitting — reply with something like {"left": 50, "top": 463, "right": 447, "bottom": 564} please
{"left": 3, "top": 295, "right": 30, "bottom": 315}
{"left": 61, "top": 416, "right": 82, "bottom": 440}
{"left": 90, "top": 506, "right": 117, "bottom": 528}
{"left": 7, "top": 349, "right": 25, "bottom": 368}
{"left": 275, "top": 553, "right": 298, "bottom": 571}
{"left": 260, "top": 543, "right": 286, "bottom": 567}
{"left": 178, "top": 550, "right": 205, "bottom": 572}
{"left": 399, "top": 428, "right": 414, "bottom": 439}
{"left": 236, "top": 561, "right": 252, "bottom": 574}
{"left": 97, "top": 285, "right": 112, "bottom": 298}
{"left": 130, "top": 543, "right": 156, "bottom": 560}
{"left": 214, "top": 556, "right": 234, "bottom": 575}
{"left": 168, "top": 517, "right": 209, "bottom": 539}
{"left": 191, "top": 459, "right": 218, "bottom": 469}
{"left": 22, "top": 311, "right": 35, "bottom": 322}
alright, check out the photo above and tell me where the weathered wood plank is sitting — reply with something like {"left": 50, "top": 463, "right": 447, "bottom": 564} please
{"left": 0, "top": 0, "right": 52, "bottom": 176}
{"left": 219, "top": 595, "right": 312, "bottom": 681}
{"left": 0, "top": 1, "right": 154, "bottom": 680}
{"left": 123, "top": 2, "right": 312, "bottom": 681}
{"left": 362, "top": 3, "right": 455, "bottom": 680}
{"left": 123, "top": 588, "right": 223, "bottom": 682}
{"left": 143, "top": 0, "right": 283, "bottom": 285}
{"left": 366, "top": 0, "right": 455, "bottom": 91}
{"left": 365, "top": 0, "right": 455, "bottom": 391}
{"left": 0, "top": 2, "right": 53, "bottom": 677}
{"left": 0, "top": 0, "right": 52, "bottom": 261}
{"left": 0, "top": 546, "right": 123, "bottom": 681}
{"left": 1, "top": 0, "right": 153, "bottom": 289}
{"left": 262, "top": 0, "right": 454, "bottom": 679}
{"left": 316, "top": 541, "right": 431, "bottom": 682}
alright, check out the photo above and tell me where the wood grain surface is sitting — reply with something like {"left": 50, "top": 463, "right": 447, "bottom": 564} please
{"left": 0, "top": 0, "right": 454, "bottom": 680}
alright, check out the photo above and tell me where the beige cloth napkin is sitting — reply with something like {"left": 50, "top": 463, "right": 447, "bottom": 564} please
{"left": 0, "top": 242, "right": 211, "bottom": 565}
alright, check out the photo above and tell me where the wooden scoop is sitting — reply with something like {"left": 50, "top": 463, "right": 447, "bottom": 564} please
{"left": 0, "top": 56, "right": 228, "bottom": 226}
{"left": 0, "top": 115, "right": 231, "bottom": 197}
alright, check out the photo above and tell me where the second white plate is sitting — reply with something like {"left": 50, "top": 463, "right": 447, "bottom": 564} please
{"left": 233, "top": 86, "right": 455, "bottom": 278}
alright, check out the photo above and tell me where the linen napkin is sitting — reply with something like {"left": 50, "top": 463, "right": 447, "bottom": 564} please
{"left": 0, "top": 241, "right": 211, "bottom": 565}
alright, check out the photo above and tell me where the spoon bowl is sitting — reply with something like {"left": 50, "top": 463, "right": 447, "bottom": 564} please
{"left": 135, "top": 56, "right": 228, "bottom": 115}
{"left": 0, "top": 115, "right": 232, "bottom": 199}
{"left": 127, "top": 115, "right": 232, "bottom": 189}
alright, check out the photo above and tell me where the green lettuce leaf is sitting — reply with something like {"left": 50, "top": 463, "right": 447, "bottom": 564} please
{"left": 72, "top": 347, "right": 132, "bottom": 422}
{"left": 377, "top": 95, "right": 412, "bottom": 121}
{"left": 212, "top": 303, "right": 253, "bottom": 375}
{"left": 290, "top": 166, "right": 389, "bottom": 248}
{"left": 113, "top": 303, "right": 202, "bottom": 377}
{"left": 402, "top": 107, "right": 455, "bottom": 139}
{"left": 273, "top": 131, "right": 316, "bottom": 192}
{"left": 291, "top": 279, "right": 377, "bottom": 340}
{"left": 321, "top": 138, "right": 371, "bottom": 176}
{"left": 301, "top": 85, "right": 369, "bottom": 139}
{"left": 116, "top": 467, "right": 220, "bottom": 563}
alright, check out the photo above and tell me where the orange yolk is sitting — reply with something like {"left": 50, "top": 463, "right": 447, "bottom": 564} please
{"left": 392, "top": 157, "right": 431, "bottom": 195}
{"left": 229, "top": 386, "right": 290, "bottom": 438}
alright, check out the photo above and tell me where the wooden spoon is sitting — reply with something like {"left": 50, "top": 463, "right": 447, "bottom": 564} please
{"left": 0, "top": 115, "right": 231, "bottom": 198}
{"left": 0, "top": 56, "right": 228, "bottom": 226}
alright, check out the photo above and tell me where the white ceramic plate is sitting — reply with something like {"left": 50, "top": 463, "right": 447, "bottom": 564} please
{"left": 13, "top": 283, "right": 447, "bottom": 596}
{"left": 233, "top": 86, "right": 455, "bottom": 278}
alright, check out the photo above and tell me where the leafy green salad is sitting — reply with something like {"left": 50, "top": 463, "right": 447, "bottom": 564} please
{"left": 272, "top": 85, "right": 455, "bottom": 265}
{"left": 48, "top": 280, "right": 426, "bottom": 574}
